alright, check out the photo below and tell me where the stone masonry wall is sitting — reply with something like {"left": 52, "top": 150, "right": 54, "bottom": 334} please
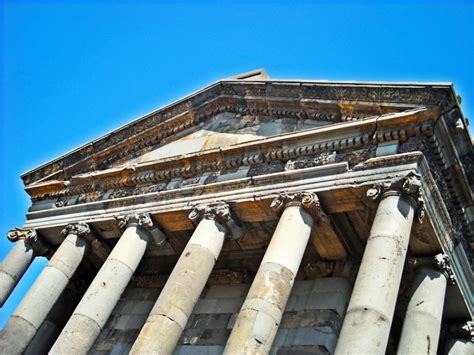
{"left": 91, "top": 277, "right": 351, "bottom": 354}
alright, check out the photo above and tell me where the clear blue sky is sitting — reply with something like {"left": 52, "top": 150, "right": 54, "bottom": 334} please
{"left": 1, "top": 0, "right": 473, "bottom": 328}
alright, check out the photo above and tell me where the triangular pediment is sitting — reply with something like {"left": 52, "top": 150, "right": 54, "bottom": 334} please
{"left": 21, "top": 69, "right": 458, "bottom": 186}
{"left": 117, "top": 111, "right": 336, "bottom": 166}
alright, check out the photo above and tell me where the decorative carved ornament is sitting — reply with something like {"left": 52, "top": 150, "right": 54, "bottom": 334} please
{"left": 117, "top": 213, "right": 153, "bottom": 229}
{"left": 433, "top": 253, "right": 456, "bottom": 285}
{"left": 366, "top": 171, "right": 425, "bottom": 223}
{"left": 60, "top": 222, "right": 91, "bottom": 237}
{"left": 116, "top": 213, "right": 166, "bottom": 247}
{"left": 270, "top": 191, "right": 329, "bottom": 225}
{"left": 461, "top": 321, "right": 474, "bottom": 342}
{"left": 22, "top": 82, "right": 452, "bottom": 186}
{"left": 7, "top": 227, "right": 50, "bottom": 256}
{"left": 189, "top": 203, "right": 243, "bottom": 240}
{"left": 26, "top": 108, "right": 437, "bottom": 205}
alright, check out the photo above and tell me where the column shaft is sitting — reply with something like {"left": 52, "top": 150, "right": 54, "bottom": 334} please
{"left": 397, "top": 268, "right": 447, "bottom": 355}
{"left": 335, "top": 192, "right": 416, "bottom": 355}
{"left": 130, "top": 218, "right": 226, "bottom": 354}
{"left": 0, "top": 233, "right": 86, "bottom": 355}
{"left": 24, "top": 288, "right": 82, "bottom": 355}
{"left": 446, "top": 339, "right": 474, "bottom": 354}
{"left": 0, "top": 239, "right": 34, "bottom": 306}
{"left": 50, "top": 225, "right": 149, "bottom": 354}
{"left": 224, "top": 205, "right": 314, "bottom": 354}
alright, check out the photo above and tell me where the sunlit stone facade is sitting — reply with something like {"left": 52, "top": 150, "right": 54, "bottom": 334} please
{"left": 1, "top": 69, "right": 473, "bottom": 354}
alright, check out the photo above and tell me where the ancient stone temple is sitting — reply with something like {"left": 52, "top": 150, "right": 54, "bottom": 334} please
{"left": 0, "top": 69, "right": 473, "bottom": 354}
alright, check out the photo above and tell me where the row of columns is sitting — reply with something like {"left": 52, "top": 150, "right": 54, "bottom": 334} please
{"left": 0, "top": 173, "right": 470, "bottom": 354}
{"left": 0, "top": 228, "right": 48, "bottom": 306}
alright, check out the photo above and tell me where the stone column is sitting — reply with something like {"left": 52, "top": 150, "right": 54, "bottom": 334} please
{"left": 50, "top": 213, "right": 165, "bottom": 354}
{"left": 397, "top": 254, "right": 453, "bottom": 355}
{"left": 24, "top": 287, "right": 82, "bottom": 355}
{"left": 447, "top": 340, "right": 474, "bottom": 354}
{"left": 224, "top": 192, "right": 322, "bottom": 354}
{"left": 335, "top": 172, "right": 425, "bottom": 355}
{"left": 130, "top": 203, "right": 243, "bottom": 355}
{"left": 0, "top": 223, "right": 88, "bottom": 355}
{"left": 0, "top": 228, "right": 48, "bottom": 306}
{"left": 446, "top": 321, "right": 474, "bottom": 354}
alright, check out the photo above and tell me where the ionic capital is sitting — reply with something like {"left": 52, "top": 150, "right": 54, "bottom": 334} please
{"left": 60, "top": 223, "right": 91, "bottom": 237}
{"left": 462, "top": 321, "right": 474, "bottom": 342}
{"left": 433, "top": 253, "right": 456, "bottom": 285}
{"left": 7, "top": 227, "right": 50, "bottom": 256}
{"left": 116, "top": 213, "right": 166, "bottom": 246}
{"left": 367, "top": 171, "right": 425, "bottom": 223}
{"left": 270, "top": 191, "right": 328, "bottom": 224}
{"left": 189, "top": 203, "right": 243, "bottom": 240}
{"left": 117, "top": 213, "right": 153, "bottom": 229}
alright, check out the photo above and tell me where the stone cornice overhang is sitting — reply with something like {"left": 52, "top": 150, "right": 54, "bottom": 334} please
{"left": 20, "top": 79, "right": 462, "bottom": 187}
{"left": 22, "top": 103, "right": 474, "bottom": 249}
{"left": 22, "top": 152, "right": 474, "bottom": 316}
{"left": 24, "top": 107, "right": 438, "bottom": 201}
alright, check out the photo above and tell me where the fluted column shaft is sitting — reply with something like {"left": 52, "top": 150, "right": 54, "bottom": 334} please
{"left": 224, "top": 192, "right": 319, "bottom": 354}
{"left": 396, "top": 258, "right": 449, "bottom": 355}
{"left": 0, "top": 239, "right": 34, "bottom": 306}
{"left": 335, "top": 173, "right": 424, "bottom": 355}
{"left": 0, "top": 225, "right": 88, "bottom": 355}
{"left": 50, "top": 213, "right": 164, "bottom": 354}
{"left": 131, "top": 203, "right": 242, "bottom": 354}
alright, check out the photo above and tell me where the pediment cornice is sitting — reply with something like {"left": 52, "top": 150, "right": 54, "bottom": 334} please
{"left": 21, "top": 79, "right": 457, "bottom": 186}
{"left": 26, "top": 107, "right": 437, "bottom": 202}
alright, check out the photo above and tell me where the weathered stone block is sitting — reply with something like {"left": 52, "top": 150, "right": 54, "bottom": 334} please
{"left": 175, "top": 345, "right": 225, "bottom": 355}
{"left": 131, "top": 300, "right": 154, "bottom": 315}
{"left": 122, "top": 287, "right": 160, "bottom": 301}
{"left": 188, "top": 313, "right": 232, "bottom": 330}
{"left": 280, "top": 327, "right": 337, "bottom": 353}
{"left": 194, "top": 297, "right": 243, "bottom": 314}
{"left": 204, "top": 283, "right": 250, "bottom": 299}
{"left": 280, "top": 310, "right": 342, "bottom": 334}
{"left": 114, "top": 314, "right": 147, "bottom": 330}
{"left": 305, "top": 292, "right": 348, "bottom": 315}
{"left": 110, "top": 343, "right": 132, "bottom": 355}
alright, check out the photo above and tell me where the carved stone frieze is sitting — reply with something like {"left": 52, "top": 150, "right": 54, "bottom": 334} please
{"left": 27, "top": 113, "right": 443, "bottom": 207}
{"left": 335, "top": 144, "right": 377, "bottom": 167}
{"left": 132, "top": 182, "right": 167, "bottom": 195}
{"left": 400, "top": 133, "right": 470, "bottom": 246}
{"left": 285, "top": 152, "right": 336, "bottom": 171}
{"left": 248, "top": 160, "right": 285, "bottom": 176}
{"left": 284, "top": 144, "right": 377, "bottom": 171}
{"left": 366, "top": 171, "right": 425, "bottom": 223}
{"left": 7, "top": 227, "right": 50, "bottom": 256}
{"left": 78, "top": 191, "right": 104, "bottom": 204}
{"left": 22, "top": 79, "right": 453, "bottom": 187}
{"left": 461, "top": 152, "right": 474, "bottom": 191}
{"left": 55, "top": 200, "right": 65, "bottom": 207}
{"left": 180, "top": 176, "right": 201, "bottom": 187}
{"left": 189, "top": 203, "right": 243, "bottom": 240}
{"left": 109, "top": 188, "right": 133, "bottom": 200}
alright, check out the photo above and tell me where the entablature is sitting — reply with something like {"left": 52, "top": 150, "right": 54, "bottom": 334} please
{"left": 19, "top": 152, "right": 474, "bottom": 318}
